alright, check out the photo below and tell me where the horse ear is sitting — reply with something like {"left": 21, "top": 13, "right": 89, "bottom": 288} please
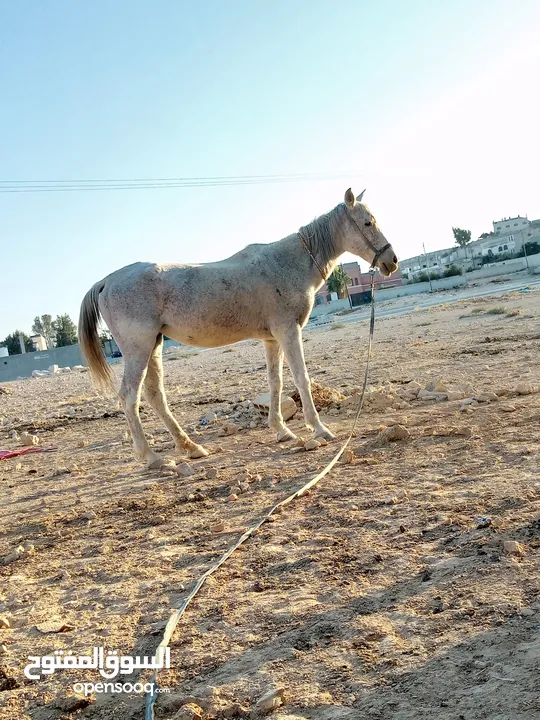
{"left": 356, "top": 189, "right": 366, "bottom": 202}
{"left": 344, "top": 188, "right": 356, "bottom": 208}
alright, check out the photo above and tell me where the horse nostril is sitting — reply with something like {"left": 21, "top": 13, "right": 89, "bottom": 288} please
{"left": 392, "top": 255, "right": 398, "bottom": 264}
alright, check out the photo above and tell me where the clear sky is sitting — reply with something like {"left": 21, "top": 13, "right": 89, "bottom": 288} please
{"left": 1, "top": 0, "right": 539, "bottom": 339}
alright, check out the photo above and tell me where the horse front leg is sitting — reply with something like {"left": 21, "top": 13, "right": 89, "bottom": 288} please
{"left": 274, "top": 326, "right": 336, "bottom": 441}
{"left": 264, "top": 339, "right": 296, "bottom": 442}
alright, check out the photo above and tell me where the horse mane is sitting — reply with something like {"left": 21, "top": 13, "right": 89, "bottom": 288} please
{"left": 299, "top": 203, "right": 345, "bottom": 272}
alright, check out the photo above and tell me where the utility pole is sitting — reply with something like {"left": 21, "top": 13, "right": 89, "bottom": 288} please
{"left": 422, "top": 243, "right": 434, "bottom": 293}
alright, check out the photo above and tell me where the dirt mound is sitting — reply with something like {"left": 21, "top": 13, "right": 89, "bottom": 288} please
{"left": 291, "top": 381, "right": 345, "bottom": 410}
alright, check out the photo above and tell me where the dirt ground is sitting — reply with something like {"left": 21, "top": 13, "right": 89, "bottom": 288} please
{"left": 1, "top": 287, "right": 539, "bottom": 720}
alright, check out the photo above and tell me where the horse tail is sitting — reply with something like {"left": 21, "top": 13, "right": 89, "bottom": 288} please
{"left": 78, "top": 280, "right": 115, "bottom": 394}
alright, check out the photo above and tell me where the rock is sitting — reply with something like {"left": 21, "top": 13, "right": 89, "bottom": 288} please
{"left": 473, "top": 393, "right": 498, "bottom": 402}
{"left": 384, "top": 496, "right": 399, "bottom": 505}
{"left": 340, "top": 448, "right": 354, "bottom": 464}
{"left": 227, "top": 494, "right": 239, "bottom": 502}
{"left": 48, "top": 364, "right": 60, "bottom": 375}
{"left": 211, "top": 522, "right": 226, "bottom": 533}
{"left": 503, "top": 540, "right": 525, "bottom": 556}
{"left": 294, "top": 437, "right": 306, "bottom": 447}
{"left": 377, "top": 425, "right": 410, "bottom": 443}
{"left": 0, "top": 616, "right": 10, "bottom": 629}
{"left": 84, "top": 510, "right": 97, "bottom": 520}
{"left": 0, "top": 644, "right": 8, "bottom": 654}
{"left": 77, "top": 439, "right": 89, "bottom": 448}
{"left": 460, "top": 398, "right": 475, "bottom": 406}
{"left": 318, "top": 438, "right": 328, "bottom": 446}
{"left": 446, "top": 391, "right": 465, "bottom": 401}
{"left": 52, "top": 467, "right": 71, "bottom": 476}
{"left": 254, "top": 688, "right": 285, "bottom": 713}
{"left": 2, "top": 545, "right": 26, "bottom": 565}
{"left": 205, "top": 467, "right": 218, "bottom": 479}
{"left": 36, "top": 619, "right": 75, "bottom": 633}
{"left": 177, "top": 463, "right": 195, "bottom": 477}
{"left": 304, "top": 439, "right": 321, "bottom": 451}
{"left": 249, "top": 421, "right": 258, "bottom": 429}
{"left": 202, "top": 412, "right": 218, "bottom": 425}
{"left": 418, "top": 389, "right": 447, "bottom": 401}
{"left": 520, "top": 608, "right": 535, "bottom": 617}
{"left": 32, "top": 369, "right": 50, "bottom": 378}
{"left": 56, "top": 694, "right": 93, "bottom": 712}
{"left": 289, "top": 447, "right": 304, "bottom": 454}
{"left": 499, "top": 404, "right": 517, "bottom": 413}
{"left": 20, "top": 431, "right": 40, "bottom": 446}
{"left": 515, "top": 382, "right": 535, "bottom": 395}
{"left": 173, "top": 703, "right": 203, "bottom": 720}
{"left": 56, "top": 569, "right": 70, "bottom": 581}
{"left": 217, "top": 423, "right": 239, "bottom": 437}
{"left": 454, "top": 427, "right": 473, "bottom": 437}
{"left": 407, "top": 381, "right": 422, "bottom": 390}
{"left": 229, "top": 485, "right": 242, "bottom": 496}
{"left": 281, "top": 397, "right": 297, "bottom": 422}
{"left": 427, "top": 380, "right": 448, "bottom": 392}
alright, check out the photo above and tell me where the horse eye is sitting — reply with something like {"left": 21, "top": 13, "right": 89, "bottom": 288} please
{"left": 365, "top": 221, "right": 372, "bottom": 227}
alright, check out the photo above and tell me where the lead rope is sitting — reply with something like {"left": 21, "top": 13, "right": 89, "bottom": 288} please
{"left": 145, "top": 271, "right": 377, "bottom": 719}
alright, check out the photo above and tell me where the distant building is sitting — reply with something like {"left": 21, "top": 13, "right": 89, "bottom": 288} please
{"left": 30, "top": 335, "right": 48, "bottom": 351}
{"left": 314, "top": 262, "right": 403, "bottom": 306}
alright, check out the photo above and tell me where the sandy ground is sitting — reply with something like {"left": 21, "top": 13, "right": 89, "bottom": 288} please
{"left": 1, "top": 287, "right": 539, "bottom": 720}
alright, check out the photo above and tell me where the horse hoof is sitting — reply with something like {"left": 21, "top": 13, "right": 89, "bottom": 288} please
{"left": 314, "top": 427, "right": 336, "bottom": 442}
{"left": 276, "top": 428, "right": 296, "bottom": 443}
{"left": 188, "top": 445, "right": 209, "bottom": 459}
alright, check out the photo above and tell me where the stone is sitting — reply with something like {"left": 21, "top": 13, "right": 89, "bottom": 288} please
{"left": 473, "top": 393, "right": 498, "bottom": 402}
{"left": 56, "top": 694, "right": 93, "bottom": 712}
{"left": 254, "top": 688, "right": 285, "bottom": 713}
{"left": 378, "top": 424, "right": 410, "bottom": 443}
{"left": 217, "top": 423, "right": 239, "bottom": 437}
{"left": 20, "top": 431, "right": 40, "bottom": 446}
{"left": 304, "top": 439, "right": 321, "bottom": 451}
{"left": 460, "top": 398, "right": 475, "bottom": 406}
{"left": 202, "top": 412, "right": 218, "bottom": 425}
{"left": 340, "top": 448, "right": 354, "bottom": 464}
{"left": 211, "top": 522, "right": 226, "bottom": 533}
{"left": 384, "top": 495, "right": 399, "bottom": 505}
{"left": 177, "top": 463, "right": 195, "bottom": 477}
{"left": 205, "top": 467, "right": 218, "bottom": 479}
{"left": 427, "top": 380, "right": 448, "bottom": 393}
{"left": 454, "top": 427, "right": 473, "bottom": 437}
{"left": 289, "top": 447, "right": 304, "bottom": 454}
{"left": 2, "top": 545, "right": 26, "bottom": 565}
{"left": 281, "top": 397, "right": 297, "bottom": 422}
{"left": 57, "top": 569, "right": 70, "bottom": 581}
{"left": 503, "top": 540, "right": 525, "bottom": 556}
{"left": 48, "top": 364, "right": 60, "bottom": 375}
{"left": 0, "top": 616, "right": 10, "bottom": 629}
{"left": 499, "top": 404, "right": 517, "bottom": 413}
{"left": 515, "top": 382, "right": 535, "bottom": 395}
{"left": 446, "top": 391, "right": 465, "bottom": 401}
{"left": 77, "top": 439, "right": 89, "bottom": 448}
{"left": 84, "top": 510, "right": 97, "bottom": 520}
{"left": 227, "top": 494, "right": 239, "bottom": 502}
{"left": 36, "top": 619, "right": 75, "bottom": 633}
{"left": 0, "top": 644, "right": 8, "bottom": 654}
{"left": 173, "top": 703, "right": 203, "bottom": 720}
{"left": 229, "top": 485, "right": 242, "bottom": 496}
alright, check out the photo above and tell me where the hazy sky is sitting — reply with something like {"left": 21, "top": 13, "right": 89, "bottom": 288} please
{"left": 1, "top": 0, "right": 539, "bottom": 338}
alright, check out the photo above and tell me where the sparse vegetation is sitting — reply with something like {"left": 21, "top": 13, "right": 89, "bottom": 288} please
{"left": 330, "top": 322, "right": 346, "bottom": 330}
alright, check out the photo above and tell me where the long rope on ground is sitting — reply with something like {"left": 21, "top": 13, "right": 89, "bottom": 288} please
{"left": 145, "top": 272, "right": 377, "bottom": 719}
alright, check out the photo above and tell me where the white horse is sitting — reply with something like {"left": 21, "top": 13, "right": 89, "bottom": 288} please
{"left": 79, "top": 189, "right": 398, "bottom": 468}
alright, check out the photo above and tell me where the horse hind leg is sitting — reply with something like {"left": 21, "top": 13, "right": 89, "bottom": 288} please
{"left": 144, "top": 337, "right": 209, "bottom": 459}
{"left": 119, "top": 345, "right": 165, "bottom": 469}
{"left": 264, "top": 339, "right": 296, "bottom": 442}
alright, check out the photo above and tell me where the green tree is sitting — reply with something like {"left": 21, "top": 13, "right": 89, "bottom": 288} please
{"left": 326, "top": 267, "right": 351, "bottom": 299}
{"left": 452, "top": 227, "right": 472, "bottom": 257}
{"left": 1, "top": 331, "right": 34, "bottom": 355}
{"left": 54, "top": 314, "right": 78, "bottom": 347}
{"left": 31, "top": 314, "right": 55, "bottom": 348}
